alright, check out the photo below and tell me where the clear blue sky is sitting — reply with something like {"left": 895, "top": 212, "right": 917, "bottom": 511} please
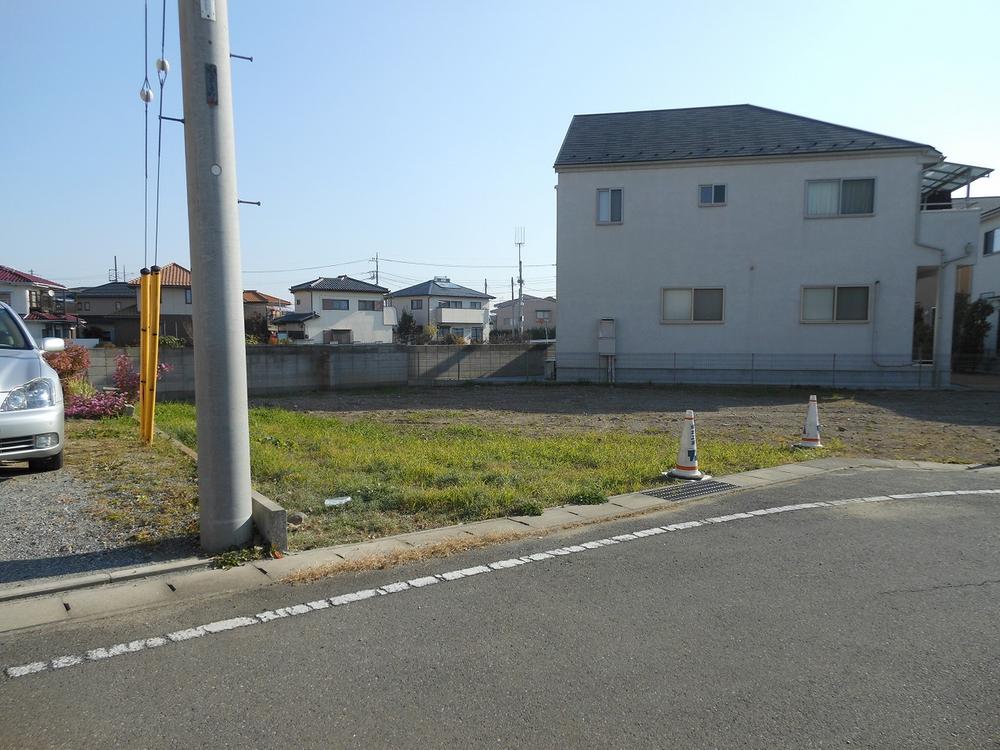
{"left": 3, "top": 0, "right": 998, "bottom": 303}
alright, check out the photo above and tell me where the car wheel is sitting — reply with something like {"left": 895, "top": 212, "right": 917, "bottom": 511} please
{"left": 29, "top": 451, "right": 63, "bottom": 472}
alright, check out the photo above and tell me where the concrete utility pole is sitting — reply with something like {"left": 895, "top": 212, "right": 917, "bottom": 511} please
{"left": 514, "top": 227, "right": 525, "bottom": 340}
{"left": 177, "top": 0, "right": 253, "bottom": 552}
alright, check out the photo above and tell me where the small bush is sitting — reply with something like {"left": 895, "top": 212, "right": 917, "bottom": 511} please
{"left": 568, "top": 485, "right": 608, "bottom": 505}
{"left": 113, "top": 353, "right": 173, "bottom": 400}
{"left": 65, "top": 391, "right": 128, "bottom": 419}
{"left": 44, "top": 343, "right": 90, "bottom": 382}
{"left": 159, "top": 335, "right": 186, "bottom": 349}
{"left": 64, "top": 377, "right": 97, "bottom": 400}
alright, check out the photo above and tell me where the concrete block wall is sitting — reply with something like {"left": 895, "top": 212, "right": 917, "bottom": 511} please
{"left": 83, "top": 343, "right": 551, "bottom": 397}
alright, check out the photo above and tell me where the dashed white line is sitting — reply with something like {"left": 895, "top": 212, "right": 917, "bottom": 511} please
{"left": 4, "top": 487, "right": 999, "bottom": 680}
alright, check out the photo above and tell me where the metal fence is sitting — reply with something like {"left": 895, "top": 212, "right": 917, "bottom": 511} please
{"left": 556, "top": 352, "right": 943, "bottom": 389}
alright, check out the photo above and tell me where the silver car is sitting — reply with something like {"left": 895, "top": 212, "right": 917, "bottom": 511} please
{"left": 0, "top": 301, "right": 65, "bottom": 471}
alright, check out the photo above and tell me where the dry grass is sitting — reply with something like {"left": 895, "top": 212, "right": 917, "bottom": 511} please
{"left": 282, "top": 530, "right": 531, "bottom": 584}
{"left": 66, "top": 417, "right": 199, "bottom": 545}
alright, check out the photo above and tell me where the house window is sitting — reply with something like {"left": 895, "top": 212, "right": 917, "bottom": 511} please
{"left": 661, "top": 288, "right": 724, "bottom": 323}
{"left": 0, "top": 291, "right": 10, "bottom": 306}
{"left": 985, "top": 229, "right": 998, "bottom": 256}
{"left": 451, "top": 328, "right": 464, "bottom": 339}
{"left": 322, "top": 298, "right": 349, "bottom": 310}
{"left": 471, "top": 327, "right": 483, "bottom": 342}
{"left": 537, "top": 309, "right": 552, "bottom": 321}
{"left": 597, "top": 188, "right": 623, "bottom": 224}
{"left": 438, "top": 300, "right": 462, "bottom": 308}
{"left": 358, "top": 300, "right": 377, "bottom": 311}
{"left": 411, "top": 299, "right": 423, "bottom": 310}
{"left": 29, "top": 290, "right": 41, "bottom": 309}
{"left": 184, "top": 288, "right": 192, "bottom": 304}
{"left": 83, "top": 301, "right": 91, "bottom": 311}
{"left": 114, "top": 301, "right": 121, "bottom": 311}
{"left": 806, "top": 179, "right": 875, "bottom": 217}
{"left": 801, "top": 285, "right": 870, "bottom": 322}
{"left": 699, "top": 184, "right": 726, "bottom": 206}
{"left": 469, "top": 301, "right": 482, "bottom": 309}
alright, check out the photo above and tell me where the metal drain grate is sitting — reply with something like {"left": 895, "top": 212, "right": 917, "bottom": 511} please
{"left": 641, "top": 480, "right": 736, "bottom": 502}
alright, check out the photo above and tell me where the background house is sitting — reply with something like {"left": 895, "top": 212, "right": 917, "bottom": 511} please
{"left": 130, "top": 262, "right": 196, "bottom": 341}
{"left": 75, "top": 281, "right": 139, "bottom": 344}
{"left": 387, "top": 277, "right": 493, "bottom": 342}
{"left": 492, "top": 294, "right": 557, "bottom": 336}
{"left": 953, "top": 196, "right": 1000, "bottom": 364}
{"left": 243, "top": 290, "right": 291, "bottom": 340}
{"left": 554, "top": 104, "right": 987, "bottom": 387}
{"left": 0, "top": 265, "right": 80, "bottom": 341}
{"left": 274, "top": 275, "right": 395, "bottom": 344}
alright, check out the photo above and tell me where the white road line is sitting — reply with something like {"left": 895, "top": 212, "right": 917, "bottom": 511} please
{"left": 4, "top": 487, "right": 999, "bottom": 681}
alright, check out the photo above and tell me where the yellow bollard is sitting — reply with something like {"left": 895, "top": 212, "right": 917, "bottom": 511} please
{"left": 138, "top": 269, "right": 151, "bottom": 441}
{"left": 144, "top": 266, "right": 163, "bottom": 443}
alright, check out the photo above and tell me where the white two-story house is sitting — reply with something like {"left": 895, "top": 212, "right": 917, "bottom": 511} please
{"left": 274, "top": 275, "right": 395, "bottom": 344}
{"left": 554, "top": 104, "right": 989, "bottom": 387}
{"left": 0, "top": 265, "right": 79, "bottom": 341}
{"left": 387, "top": 277, "right": 493, "bottom": 342}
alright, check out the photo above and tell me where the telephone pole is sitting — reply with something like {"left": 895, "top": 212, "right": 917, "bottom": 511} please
{"left": 177, "top": 0, "right": 253, "bottom": 552}
{"left": 514, "top": 227, "right": 525, "bottom": 340}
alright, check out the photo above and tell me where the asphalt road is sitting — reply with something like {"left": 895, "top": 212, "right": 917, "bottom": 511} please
{"left": 2, "top": 467, "right": 999, "bottom": 749}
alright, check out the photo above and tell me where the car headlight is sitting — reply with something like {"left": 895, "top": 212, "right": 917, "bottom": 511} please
{"left": 1, "top": 378, "right": 56, "bottom": 411}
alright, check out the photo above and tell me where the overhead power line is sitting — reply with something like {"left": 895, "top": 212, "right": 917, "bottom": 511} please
{"left": 380, "top": 257, "right": 555, "bottom": 269}
{"left": 242, "top": 258, "right": 369, "bottom": 274}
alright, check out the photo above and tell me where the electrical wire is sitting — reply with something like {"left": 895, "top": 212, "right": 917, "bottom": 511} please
{"left": 151, "top": 0, "right": 168, "bottom": 267}
{"left": 243, "top": 258, "right": 370, "bottom": 274}
{"left": 380, "top": 257, "right": 555, "bottom": 269}
{"left": 141, "top": 0, "right": 151, "bottom": 269}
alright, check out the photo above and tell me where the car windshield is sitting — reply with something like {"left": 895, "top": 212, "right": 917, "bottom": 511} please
{"left": 0, "top": 307, "right": 31, "bottom": 350}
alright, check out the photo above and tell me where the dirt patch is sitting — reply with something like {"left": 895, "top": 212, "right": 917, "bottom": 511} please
{"left": 253, "top": 384, "right": 1000, "bottom": 466}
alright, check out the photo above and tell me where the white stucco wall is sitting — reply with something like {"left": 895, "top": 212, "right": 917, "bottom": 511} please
{"left": 970, "top": 212, "right": 1000, "bottom": 357}
{"left": 388, "top": 295, "right": 491, "bottom": 340}
{"left": 295, "top": 290, "right": 393, "bottom": 344}
{"left": 0, "top": 286, "right": 29, "bottom": 315}
{"left": 556, "top": 151, "right": 974, "bottom": 383}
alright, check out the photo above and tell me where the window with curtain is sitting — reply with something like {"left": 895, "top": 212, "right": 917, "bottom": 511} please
{"left": 597, "top": 188, "right": 623, "bottom": 224}
{"left": 801, "top": 286, "right": 869, "bottom": 322}
{"left": 662, "top": 288, "right": 724, "bottom": 322}
{"left": 806, "top": 179, "right": 874, "bottom": 216}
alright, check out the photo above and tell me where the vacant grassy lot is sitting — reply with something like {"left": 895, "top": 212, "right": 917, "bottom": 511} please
{"left": 156, "top": 400, "right": 839, "bottom": 550}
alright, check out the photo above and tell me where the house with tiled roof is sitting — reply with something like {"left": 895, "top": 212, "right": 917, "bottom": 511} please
{"left": 492, "top": 294, "right": 557, "bottom": 334}
{"left": 386, "top": 277, "right": 494, "bottom": 342}
{"left": 275, "top": 275, "right": 395, "bottom": 344}
{"left": 0, "top": 265, "right": 80, "bottom": 341}
{"left": 75, "top": 281, "right": 140, "bottom": 344}
{"left": 129, "top": 262, "right": 196, "bottom": 341}
{"left": 554, "top": 104, "right": 992, "bottom": 387}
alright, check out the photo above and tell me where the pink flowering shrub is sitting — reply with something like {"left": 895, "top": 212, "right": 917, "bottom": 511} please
{"left": 112, "top": 353, "right": 172, "bottom": 400}
{"left": 64, "top": 391, "right": 128, "bottom": 419}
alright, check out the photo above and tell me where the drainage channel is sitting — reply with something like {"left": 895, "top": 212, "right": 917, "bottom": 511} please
{"left": 641, "top": 480, "right": 736, "bottom": 502}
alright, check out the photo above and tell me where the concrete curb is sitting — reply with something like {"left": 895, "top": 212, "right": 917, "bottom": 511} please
{"left": 0, "top": 456, "right": 986, "bottom": 634}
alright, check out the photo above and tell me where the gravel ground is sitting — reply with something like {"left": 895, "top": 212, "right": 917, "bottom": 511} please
{"left": 0, "top": 465, "right": 197, "bottom": 587}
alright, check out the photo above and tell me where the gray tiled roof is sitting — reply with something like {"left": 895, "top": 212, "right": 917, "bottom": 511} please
{"left": 554, "top": 104, "right": 935, "bottom": 168}
{"left": 272, "top": 311, "right": 319, "bottom": 324}
{"left": 75, "top": 281, "right": 136, "bottom": 298}
{"left": 289, "top": 275, "right": 388, "bottom": 293}
{"left": 387, "top": 279, "right": 494, "bottom": 299}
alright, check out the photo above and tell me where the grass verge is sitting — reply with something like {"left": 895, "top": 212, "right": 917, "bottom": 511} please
{"left": 156, "top": 402, "right": 843, "bottom": 551}
{"left": 65, "top": 417, "right": 199, "bottom": 545}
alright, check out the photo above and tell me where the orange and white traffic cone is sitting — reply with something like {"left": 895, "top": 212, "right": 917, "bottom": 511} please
{"left": 664, "top": 410, "right": 709, "bottom": 481}
{"left": 794, "top": 394, "right": 823, "bottom": 448}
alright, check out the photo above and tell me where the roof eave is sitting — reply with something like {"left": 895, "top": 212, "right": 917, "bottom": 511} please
{"left": 554, "top": 145, "right": 940, "bottom": 172}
